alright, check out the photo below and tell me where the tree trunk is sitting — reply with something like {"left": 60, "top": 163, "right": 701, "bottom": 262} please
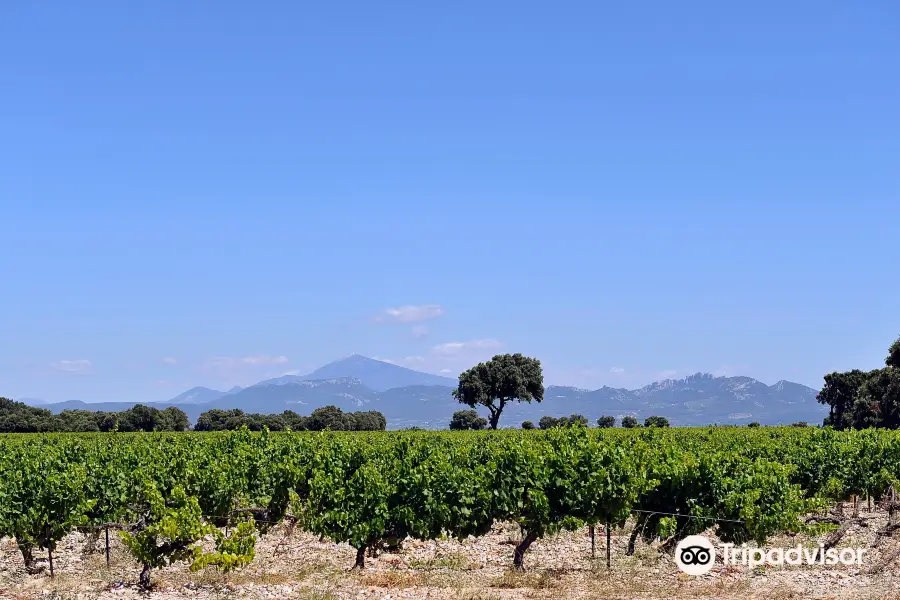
{"left": 17, "top": 540, "right": 42, "bottom": 574}
{"left": 513, "top": 531, "right": 538, "bottom": 569}
{"left": 83, "top": 528, "right": 101, "bottom": 555}
{"left": 626, "top": 514, "right": 647, "bottom": 556}
{"left": 353, "top": 546, "right": 366, "bottom": 569}
{"left": 489, "top": 399, "right": 506, "bottom": 430}
{"left": 139, "top": 564, "right": 152, "bottom": 589}
{"left": 489, "top": 408, "right": 500, "bottom": 430}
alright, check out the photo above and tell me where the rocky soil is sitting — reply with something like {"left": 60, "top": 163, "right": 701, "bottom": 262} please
{"left": 2, "top": 506, "right": 900, "bottom": 600}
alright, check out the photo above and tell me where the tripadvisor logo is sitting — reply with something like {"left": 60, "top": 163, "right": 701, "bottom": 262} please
{"left": 675, "top": 535, "right": 868, "bottom": 575}
{"left": 675, "top": 536, "right": 715, "bottom": 575}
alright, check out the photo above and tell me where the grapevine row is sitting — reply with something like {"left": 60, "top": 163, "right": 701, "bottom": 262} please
{"left": 0, "top": 427, "right": 898, "bottom": 586}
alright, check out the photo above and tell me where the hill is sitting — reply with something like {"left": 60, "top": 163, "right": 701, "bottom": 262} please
{"left": 253, "top": 354, "right": 457, "bottom": 391}
{"left": 20, "top": 357, "right": 825, "bottom": 428}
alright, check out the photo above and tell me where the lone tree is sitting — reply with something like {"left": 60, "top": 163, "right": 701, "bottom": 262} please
{"left": 621, "top": 415, "right": 640, "bottom": 428}
{"left": 596, "top": 415, "right": 616, "bottom": 428}
{"left": 449, "top": 409, "right": 488, "bottom": 431}
{"left": 538, "top": 415, "right": 559, "bottom": 430}
{"left": 565, "top": 414, "right": 589, "bottom": 427}
{"left": 453, "top": 353, "right": 543, "bottom": 430}
{"left": 644, "top": 415, "right": 669, "bottom": 428}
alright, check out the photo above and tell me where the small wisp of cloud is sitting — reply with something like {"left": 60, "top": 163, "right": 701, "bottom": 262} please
{"left": 431, "top": 339, "right": 501, "bottom": 357}
{"left": 376, "top": 304, "right": 445, "bottom": 323}
{"left": 610, "top": 366, "right": 625, "bottom": 373}
{"left": 161, "top": 357, "right": 178, "bottom": 365}
{"left": 49, "top": 359, "right": 93, "bottom": 374}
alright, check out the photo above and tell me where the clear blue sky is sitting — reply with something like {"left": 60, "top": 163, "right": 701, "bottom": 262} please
{"left": 2, "top": 1, "right": 898, "bottom": 403}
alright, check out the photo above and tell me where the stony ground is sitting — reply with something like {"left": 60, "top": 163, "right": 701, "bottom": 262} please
{"left": 3, "top": 506, "right": 900, "bottom": 600}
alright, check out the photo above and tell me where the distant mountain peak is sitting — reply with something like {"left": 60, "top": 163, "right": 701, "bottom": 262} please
{"left": 301, "top": 355, "right": 457, "bottom": 392}
{"left": 168, "top": 386, "right": 227, "bottom": 405}
{"left": 683, "top": 372, "right": 716, "bottom": 382}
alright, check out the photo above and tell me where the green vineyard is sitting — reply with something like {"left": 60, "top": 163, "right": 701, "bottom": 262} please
{"left": 1, "top": 426, "right": 898, "bottom": 586}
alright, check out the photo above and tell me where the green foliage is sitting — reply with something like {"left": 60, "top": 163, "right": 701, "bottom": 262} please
{"left": 538, "top": 414, "right": 588, "bottom": 429}
{"left": 119, "top": 478, "right": 216, "bottom": 588}
{"left": 596, "top": 416, "right": 616, "bottom": 428}
{"left": 818, "top": 370, "right": 869, "bottom": 429}
{"left": 565, "top": 414, "right": 589, "bottom": 427}
{"left": 656, "top": 516, "right": 677, "bottom": 538}
{"left": 4, "top": 425, "right": 900, "bottom": 575}
{"left": 621, "top": 416, "right": 639, "bottom": 428}
{"left": 449, "top": 410, "right": 488, "bottom": 431}
{"left": 644, "top": 416, "right": 669, "bottom": 428}
{"left": 195, "top": 406, "right": 386, "bottom": 432}
{"left": 521, "top": 420, "right": 535, "bottom": 430}
{"left": 818, "top": 336, "right": 900, "bottom": 430}
{"left": 538, "top": 416, "right": 558, "bottom": 429}
{"left": 190, "top": 519, "right": 257, "bottom": 573}
{"left": 887, "top": 335, "right": 900, "bottom": 368}
{"left": 453, "top": 353, "right": 544, "bottom": 429}
{"left": 0, "top": 398, "right": 188, "bottom": 433}
{"left": 0, "top": 447, "right": 94, "bottom": 570}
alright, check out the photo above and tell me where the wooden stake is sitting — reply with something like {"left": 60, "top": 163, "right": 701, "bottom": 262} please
{"left": 606, "top": 520, "right": 611, "bottom": 569}
{"left": 590, "top": 525, "right": 595, "bottom": 558}
{"left": 105, "top": 526, "right": 110, "bottom": 567}
{"left": 48, "top": 547, "right": 54, "bottom": 578}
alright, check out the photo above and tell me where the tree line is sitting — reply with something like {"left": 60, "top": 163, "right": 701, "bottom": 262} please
{"left": 450, "top": 408, "right": 669, "bottom": 430}
{"left": 0, "top": 398, "right": 386, "bottom": 433}
{"left": 0, "top": 399, "right": 189, "bottom": 433}
{"left": 194, "top": 406, "right": 386, "bottom": 431}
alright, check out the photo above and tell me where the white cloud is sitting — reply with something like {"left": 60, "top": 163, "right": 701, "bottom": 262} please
{"left": 658, "top": 369, "right": 677, "bottom": 379}
{"left": 379, "top": 304, "right": 445, "bottom": 323}
{"left": 50, "top": 359, "right": 93, "bottom": 374}
{"left": 206, "top": 355, "right": 289, "bottom": 369}
{"left": 375, "top": 356, "right": 426, "bottom": 368}
{"left": 375, "top": 340, "right": 501, "bottom": 378}
{"left": 431, "top": 339, "right": 501, "bottom": 357}
{"left": 280, "top": 369, "right": 302, "bottom": 376}
{"left": 411, "top": 325, "right": 429, "bottom": 338}
{"left": 161, "top": 357, "right": 178, "bottom": 365}
{"left": 610, "top": 367, "right": 625, "bottom": 373}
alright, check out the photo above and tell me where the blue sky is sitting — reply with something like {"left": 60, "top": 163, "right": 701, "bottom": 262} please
{"left": 2, "top": 1, "right": 898, "bottom": 403}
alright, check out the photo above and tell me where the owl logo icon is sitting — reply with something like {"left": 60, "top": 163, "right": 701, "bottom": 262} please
{"left": 675, "top": 535, "right": 715, "bottom": 575}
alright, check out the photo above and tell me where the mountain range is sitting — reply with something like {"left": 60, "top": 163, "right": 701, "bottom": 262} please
{"left": 17, "top": 355, "right": 827, "bottom": 428}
